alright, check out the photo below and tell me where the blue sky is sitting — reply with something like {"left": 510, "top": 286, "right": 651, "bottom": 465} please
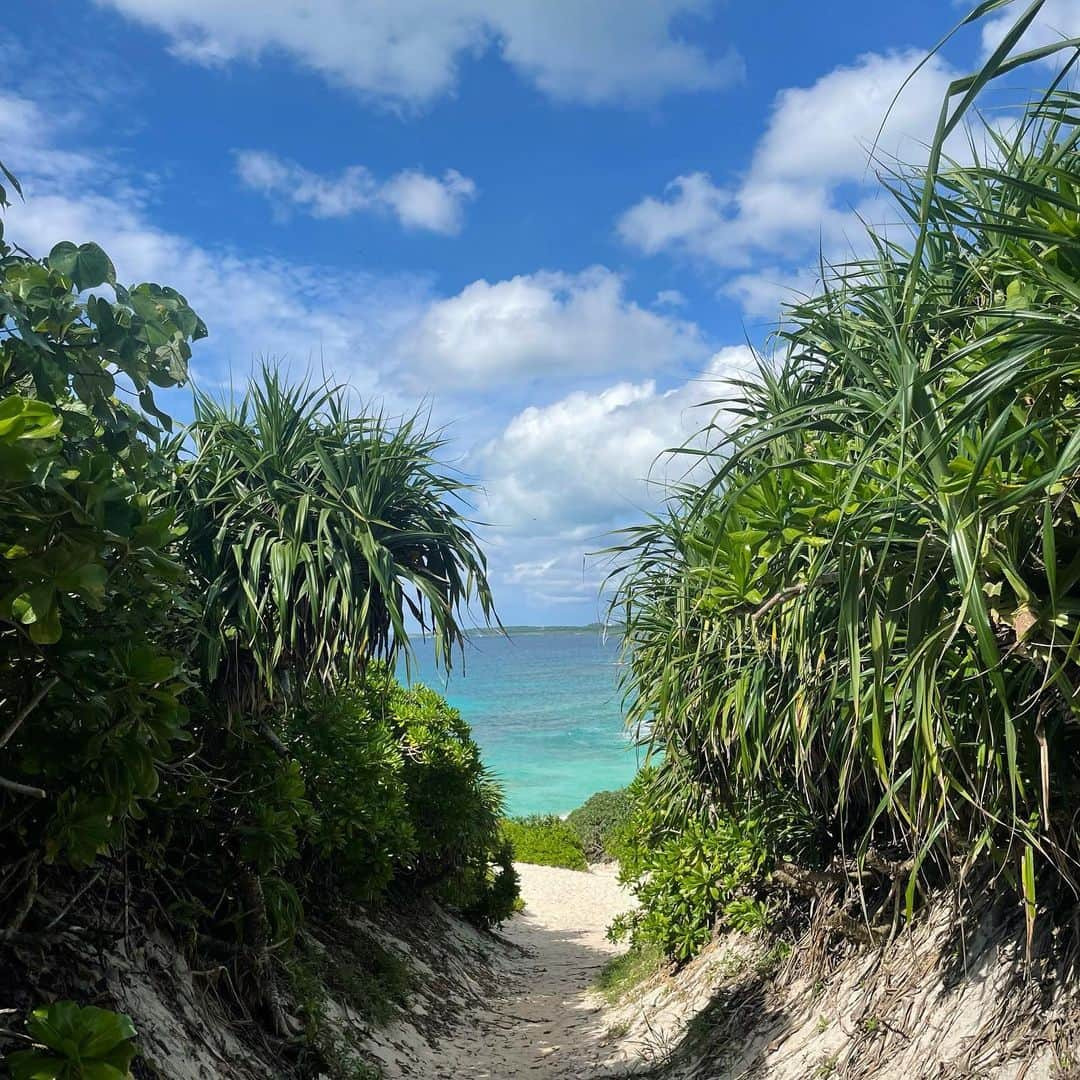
{"left": 3, "top": 0, "right": 1075, "bottom": 624}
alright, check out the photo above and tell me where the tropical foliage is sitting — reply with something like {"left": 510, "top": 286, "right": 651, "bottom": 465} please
{"left": 611, "top": 10, "right": 1080, "bottom": 961}
{"left": 502, "top": 815, "right": 588, "bottom": 871}
{"left": 608, "top": 771, "right": 816, "bottom": 960}
{"left": 5, "top": 1002, "right": 138, "bottom": 1080}
{"left": 174, "top": 370, "right": 494, "bottom": 695}
{"left": 0, "top": 187, "right": 204, "bottom": 873}
{"left": 566, "top": 787, "right": 632, "bottom": 862}
{"left": 0, "top": 164, "right": 515, "bottom": 1072}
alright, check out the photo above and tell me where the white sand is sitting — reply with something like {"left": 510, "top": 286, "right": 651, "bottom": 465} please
{"left": 430, "top": 862, "right": 636, "bottom": 1078}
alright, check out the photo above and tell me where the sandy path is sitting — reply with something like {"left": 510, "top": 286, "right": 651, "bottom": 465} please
{"left": 432, "top": 862, "right": 635, "bottom": 1078}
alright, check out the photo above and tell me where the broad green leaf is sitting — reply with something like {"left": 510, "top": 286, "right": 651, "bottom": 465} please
{"left": 47, "top": 241, "right": 116, "bottom": 292}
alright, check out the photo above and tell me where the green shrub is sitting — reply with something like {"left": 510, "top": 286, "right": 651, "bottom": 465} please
{"left": 287, "top": 684, "right": 415, "bottom": 902}
{"left": 456, "top": 836, "right": 520, "bottom": 929}
{"left": 283, "top": 669, "right": 518, "bottom": 925}
{"left": 366, "top": 673, "right": 499, "bottom": 878}
{"left": 567, "top": 788, "right": 632, "bottom": 862}
{"left": 362, "top": 668, "right": 518, "bottom": 924}
{"left": 610, "top": 816, "right": 770, "bottom": 962}
{"left": 7, "top": 1002, "right": 138, "bottom": 1080}
{"left": 0, "top": 210, "right": 204, "bottom": 880}
{"left": 611, "top": 60, "right": 1080, "bottom": 937}
{"left": 502, "top": 815, "right": 588, "bottom": 871}
{"left": 606, "top": 770, "right": 800, "bottom": 963}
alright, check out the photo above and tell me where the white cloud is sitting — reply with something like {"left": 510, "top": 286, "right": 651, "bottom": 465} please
{"left": 0, "top": 91, "right": 37, "bottom": 143}
{"left": 470, "top": 346, "right": 755, "bottom": 606}
{"left": 654, "top": 289, "right": 687, "bottom": 308}
{"left": 94, "top": 0, "right": 742, "bottom": 109}
{"left": 0, "top": 92, "right": 105, "bottom": 191}
{"left": 472, "top": 346, "right": 754, "bottom": 536}
{"left": 1, "top": 91, "right": 428, "bottom": 408}
{"left": 379, "top": 169, "right": 477, "bottom": 234}
{"left": 619, "top": 171, "right": 738, "bottom": 260}
{"left": 750, "top": 51, "right": 952, "bottom": 183}
{"left": 723, "top": 265, "right": 820, "bottom": 320}
{"left": 397, "top": 266, "right": 709, "bottom": 388}
{"left": 234, "top": 150, "right": 476, "bottom": 234}
{"left": 618, "top": 51, "right": 959, "bottom": 302}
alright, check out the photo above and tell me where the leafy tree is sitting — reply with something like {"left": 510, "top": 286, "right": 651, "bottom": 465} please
{"left": 173, "top": 367, "right": 496, "bottom": 704}
{"left": 0, "top": 167, "right": 205, "bottom": 899}
{"left": 152, "top": 370, "right": 501, "bottom": 1033}
{"left": 611, "top": 52, "right": 1080, "bottom": 952}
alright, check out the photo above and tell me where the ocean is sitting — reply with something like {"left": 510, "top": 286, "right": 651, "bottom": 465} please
{"left": 400, "top": 627, "right": 643, "bottom": 816}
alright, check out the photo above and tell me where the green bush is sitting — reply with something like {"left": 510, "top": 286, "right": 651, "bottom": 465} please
{"left": 283, "top": 670, "right": 518, "bottom": 925}
{"left": 287, "top": 684, "right": 415, "bottom": 902}
{"left": 456, "top": 836, "right": 521, "bottom": 929}
{"left": 502, "top": 815, "right": 588, "bottom": 871}
{"left": 567, "top": 788, "right": 632, "bottom": 862}
{"left": 7, "top": 1001, "right": 138, "bottom": 1080}
{"left": 0, "top": 207, "right": 204, "bottom": 879}
{"left": 363, "top": 668, "right": 518, "bottom": 925}
{"left": 610, "top": 816, "right": 770, "bottom": 963}
{"left": 611, "top": 54, "right": 1080, "bottom": 940}
{"left": 606, "top": 770, "right": 807, "bottom": 963}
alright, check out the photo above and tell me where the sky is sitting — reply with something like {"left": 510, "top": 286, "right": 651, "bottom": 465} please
{"left": 3, "top": 0, "right": 1077, "bottom": 625}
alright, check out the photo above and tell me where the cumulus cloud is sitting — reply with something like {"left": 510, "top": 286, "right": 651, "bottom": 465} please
{"left": 470, "top": 346, "right": 755, "bottom": 605}
{"left": 722, "top": 265, "right": 821, "bottom": 320}
{"left": 1, "top": 91, "right": 428, "bottom": 407}
{"left": 94, "top": 0, "right": 742, "bottom": 109}
{"left": 471, "top": 346, "right": 754, "bottom": 536}
{"left": 617, "top": 50, "right": 960, "bottom": 313}
{"left": 397, "top": 267, "right": 710, "bottom": 388}
{"left": 234, "top": 151, "right": 477, "bottom": 235}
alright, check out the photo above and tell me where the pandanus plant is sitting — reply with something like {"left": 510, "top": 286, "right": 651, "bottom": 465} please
{"left": 611, "top": 0, "right": 1080, "bottom": 948}
{"left": 168, "top": 367, "right": 496, "bottom": 1032}
{"left": 174, "top": 366, "right": 495, "bottom": 706}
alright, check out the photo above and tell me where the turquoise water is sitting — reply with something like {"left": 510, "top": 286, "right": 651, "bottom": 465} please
{"left": 400, "top": 628, "right": 642, "bottom": 816}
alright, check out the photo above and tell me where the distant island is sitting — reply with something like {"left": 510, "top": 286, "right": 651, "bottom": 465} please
{"left": 470, "top": 622, "right": 622, "bottom": 637}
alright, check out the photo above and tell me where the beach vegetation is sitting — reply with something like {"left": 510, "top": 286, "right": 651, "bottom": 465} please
{"left": 0, "top": 167, "right": 513, "bottom": 1067}
{"left": 594, "top": 941, "right": 666, "bottom": 1004}
{"left": 609, "top": 790, "right": 780, "bottom": 962}
{"left": 609, "top": 10, "right": 1080, "bottom": 965}
{"left": 501, "top": 815, "right": 588, "bottom": 871}
{"left": 566, "top": 787, "right": 632, "bottom": 862}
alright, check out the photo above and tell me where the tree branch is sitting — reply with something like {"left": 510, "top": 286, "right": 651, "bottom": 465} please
{"left": 752, "top": 574, "right": 838, "bottom": 621}
{"left": 260, "top": 722, "right": 290, "bottom": 759}
{"left": 0, "top": 676, "right": 59, "bottom": 751}
{"left": 0, "top": 776, "right": 46, "bottom": 799}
